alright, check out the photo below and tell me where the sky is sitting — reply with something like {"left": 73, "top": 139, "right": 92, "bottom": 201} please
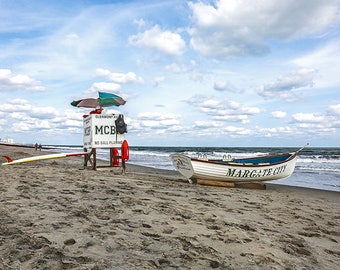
{"left": 0, "top": 0, "right": 339, "bottom": 147}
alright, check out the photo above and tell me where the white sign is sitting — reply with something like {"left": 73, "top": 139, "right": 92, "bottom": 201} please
{"left": 83, "top": 114, "right": 125, "bottom": 148}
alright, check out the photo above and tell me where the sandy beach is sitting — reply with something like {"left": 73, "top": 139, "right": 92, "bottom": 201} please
{"left": 0, "top": 145, "right": 339, "bottom": 269}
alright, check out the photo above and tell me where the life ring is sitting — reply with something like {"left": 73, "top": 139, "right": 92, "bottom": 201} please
{"left": 112, "top": 148, "right": 120, "bottom": 166}
{"left": 121, "top": 140, "right": 129, "bottom": 162}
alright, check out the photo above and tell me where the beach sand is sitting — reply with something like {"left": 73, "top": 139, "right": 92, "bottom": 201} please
{"left": 0, "top": 145, "right": 339, "bottom": 269}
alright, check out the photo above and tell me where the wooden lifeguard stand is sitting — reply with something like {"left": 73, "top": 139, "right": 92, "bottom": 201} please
{"left": 82, "top": 114, "right": 128, "bottom": 172}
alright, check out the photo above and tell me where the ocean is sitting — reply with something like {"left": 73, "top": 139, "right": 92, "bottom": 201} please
{"left": 46, "top": 145, "right": 340, "bottom": 192}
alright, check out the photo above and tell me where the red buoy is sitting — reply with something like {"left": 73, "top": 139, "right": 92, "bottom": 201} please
{"left": 112, "top": 148, "right": 120, "bottom": 166}
{"left": 121, "top": 140, "right": 129, "bottom": 162}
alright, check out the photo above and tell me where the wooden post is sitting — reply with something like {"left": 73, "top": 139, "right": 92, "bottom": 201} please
{"left": 83, "top": 148, "right": 88, "bottom": 168}
{"left": 92, "top": 148, "right": 96, "bottom": 170}
{"left": 84, "top": 147, "right": 127, "bottom": 174}
{"left": 84, "top": 148, "right": 94, "bottom": 169}
{"left": 109, "top": 148, "right": 113, "bottom": 166}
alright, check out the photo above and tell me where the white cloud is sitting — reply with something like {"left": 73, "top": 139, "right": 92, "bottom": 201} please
{"left": 258, "top": 68, "right": 317, "bottom": 101}
{"left": 164, "top": 63, "right": 189, "bottom": 73}
{"left": 0, "top": 99, "right": 86, "bottom": 136}
{"left": 95, "top": 68, "right": 143, "bottom": 84}
{"left": 223, "top": 126, "right": 252, "bottom": 136}
{"left": 188, "top": 0, "right": 339, "bottom": 58}
{"left": 271, "top": 111, "right": 287, "bottom": 118}
{"left": 290, "top": 112, "right": 340, "bottom": 134}
{"left": 128, "top": 25, "right": 186, "bottom": 56}
{"left": 291, "top": 41, "right": 340, "bottom": 88}
{"left": 329, "top": 104, "right": 340, "bottom": 115}
{"left": 133, "top": 18, "right": 146, "bottom": 28}
{"left": 0, "top": 69, "right": 45, "bottom": 92}
{"left": 202, "top": 99, "right": 221, "bottom": 109}
{"left": 10, "top": 112, "right": 32, "bottom": 121}
{"left": 187, "top": 96, "right": 260, "bottom": 116}
{"left": 186, "top": 95, "right": 260, "bottom": 125}
{"left": 213, "top": 80, "right": 238, "bottom": 92}
{"left": 292, "top": 112, "right": 326, "bottom": 123}
{"left": 131, "top": 112, "right": 179, "bottom": 133}
{"left": 85, "top": 82, "right": 121, "bottom": 96}
{"left": 64, "top": 109, "right": 86, "bottom": 122}
{"left": 214, "top": 114, "right": 249, "bottom": 124}
{"left": 193, "top": 121, "right": 223, "bottom": 128}
{"left": 242, "top": 107, "right": 261, "bottom": 115}
{"left": 128, "top": 112, "right": 183, "bottom": 136}
{"left": 258, "top": 126, "right": 294, "bottom": 137}
{"left": 153, "top": 76, "right": 165, "bottom": 87}
{"left": 30, "top": 106, "right": 59, "bottom": 119}
{"left": 1, "top": 99, "right": 32, "bottom": 112}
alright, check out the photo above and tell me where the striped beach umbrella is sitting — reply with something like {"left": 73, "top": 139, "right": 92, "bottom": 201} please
{"left": 71, "top": 92, "right": 126, "bottom": 108}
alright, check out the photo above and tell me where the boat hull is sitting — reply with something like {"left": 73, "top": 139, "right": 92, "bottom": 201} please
{"left": 170, "top": 153, "right": 297, "bottom": 183}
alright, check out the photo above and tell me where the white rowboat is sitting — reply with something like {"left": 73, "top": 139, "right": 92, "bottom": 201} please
{"left": 170, "top": 150, "right": 301, "bottom": 184}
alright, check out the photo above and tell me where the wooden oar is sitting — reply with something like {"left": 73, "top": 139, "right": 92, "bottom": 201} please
{"left": 197, "top": 179, "right": 266, "bottom": 189}
{"left": 234, "top": 182, "right": 266, "bottom": 190}
{"left": 197, "top": 179, "right": 235, "bottom": 188}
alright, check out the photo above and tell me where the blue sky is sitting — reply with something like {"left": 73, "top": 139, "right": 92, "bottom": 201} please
{"left": 0, "top": 0, "right": 339, "bottom": 147}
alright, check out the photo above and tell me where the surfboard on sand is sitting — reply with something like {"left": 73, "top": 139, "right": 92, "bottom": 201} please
{"left": 2, "top": 152, "right": 89, "bottom": 165}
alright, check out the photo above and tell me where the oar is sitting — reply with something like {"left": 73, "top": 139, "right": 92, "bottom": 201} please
{"left": 296, "top": 143, "right": 309, "bottom": 153}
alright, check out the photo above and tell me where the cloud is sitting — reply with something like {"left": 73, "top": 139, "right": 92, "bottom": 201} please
{"left": 214, "top": 115, "right": 249, "bottom": 124}
{"left": 193, "top": 121, "right": 223, "bottom": 128}
{"left": 128, "top": 25, "right": 186, "bottom": 56}
{"left": 1, "top": 99, "right": 33, "bottom": 112}
{"left": 0, "top": 69, "right": 45, "bottom": 92}
{"left": 189, "top": 122, "right": 253, "bottom": 138}
{"left": 29, "top": 106, "right": 59, "bottom": 119}
{"left": 95, "top": 68, "right": 143, "bottom": 84}
{"left": 213, "top": 80, "right": 238, "bottom": 92}
{"left": 137, "top": 112, "right": 179, "bottom": 121}
{"left": 164, "top": 63, "right": 189, "bottom": 73}
{"left": 271, "top": 111, "right": 287, "bottom": 118}
{"left": 188, "top": 0, "right": 339, "bottom": 58}
{"left": 84, "top": 82, "right": 121, "bottom": 96}
{"left": 292, "top": 113, "right": 326, "bottom": 123}
{"left": 258, "top": 68, "right": 317, "bottom": 101}
{"left": 291, "top": 41, "right": 340, "bottom": 88}
{"left": 133, "top": 18, "right": 146, "bottom": 28}
{"left": 128, "top": 112, "right": 183, "bottom": 135}
{"left": 329, "top": 104, "right": 340, "bottom": 115}
{"left": 186, "top": 95, "right": 260, "bottom": 124}
{"left": 82, "top": 68, "right": 145, "bottom": 97}
{"left": 222, "top": 126, "right": 253, "bottom": 136}
{"left": 138, "top": 112, "right": 179, "bottom": 128}
{"left": 153, "top": 76, "right": 165, "bottom": 87}
{"left": 257, "top": 126, "right": 294, "bottom": 138}
{"left": 290, "top": 112, "right": 340, "bottom": 133}
{"left": 0, "top": 99, "right": 85, "bottom": 135}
